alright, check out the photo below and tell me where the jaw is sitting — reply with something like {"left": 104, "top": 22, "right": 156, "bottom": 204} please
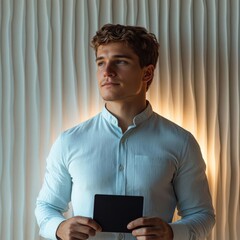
{"left": 99, "top": 78, "right": 147, "bottom": 104}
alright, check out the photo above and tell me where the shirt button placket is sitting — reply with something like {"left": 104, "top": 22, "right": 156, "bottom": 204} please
{"left": 117, "top": 136, "right": 127, "bottom": 195}
{"left": 119, "top": 164, "right": 124, "bottom": 171}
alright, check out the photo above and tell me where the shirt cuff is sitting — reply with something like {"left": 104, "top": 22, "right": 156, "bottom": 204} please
{"left": 40, "top": 217, "right": 65, "bottom": 240}
{"left": 169, "top": 222, "right": 189, "bottom": 240}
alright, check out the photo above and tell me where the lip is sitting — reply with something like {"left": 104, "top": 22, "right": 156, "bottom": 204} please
{"left": 101, "top": 81, "right": 120, "bottom": 87}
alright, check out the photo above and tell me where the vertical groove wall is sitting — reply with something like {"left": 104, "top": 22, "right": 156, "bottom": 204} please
{"left": 0, "top": 0, "right": 239, "bottom": 239}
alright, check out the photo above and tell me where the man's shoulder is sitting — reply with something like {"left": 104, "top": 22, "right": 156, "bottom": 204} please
{"left": 60, "top": 113, "right": 101, "bottom": 139}
{"left": 152, "top": 111, "right": 190, "bottom": 136}
{"left": 151, "top": 112, "right": 198, "bottom": 153}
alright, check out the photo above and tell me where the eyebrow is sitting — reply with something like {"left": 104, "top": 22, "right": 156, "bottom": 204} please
{"left": 95, "top": 54, "right": 133, "bottom": 62}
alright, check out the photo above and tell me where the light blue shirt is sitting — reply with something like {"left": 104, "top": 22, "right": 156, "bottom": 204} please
{"left": 35, "top": 103, "right": 215, "bottom": 240}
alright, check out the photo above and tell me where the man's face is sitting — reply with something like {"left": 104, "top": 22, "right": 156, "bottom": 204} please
{"left": 96, "top": 42, "right": 148, "bottom": 103}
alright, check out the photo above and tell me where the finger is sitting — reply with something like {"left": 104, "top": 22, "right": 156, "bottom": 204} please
{"left": 71, "top": 237, "right": 89, "bottom": 240}
{"left": 136, "top": 236, "right": 159, "bottom": 240}
{"left": 127, "top": 217, "right": 162, "bottom": 229}
{"left": 131, "top": 223, "right": 174, "bottom": 240}
{"left": 75, "top": 225, "right": 97, "bottom": 237}
{"left": 75, "top": 216, "right": 102, "bottom": 231}
{"left": 132, "top": 226, "right": 164, "bottom": 237}
{"left": 70, "top": 231, "right": 89, "bottom": 240}
{"left": 70, "top": 235, "right": 88, "bottom": 240}
{"left": 66, "top": 225, "right": 97, "bottom": 240}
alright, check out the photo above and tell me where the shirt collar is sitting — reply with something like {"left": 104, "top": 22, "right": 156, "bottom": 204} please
{"left": 101, "top": 101, "right": 153, "bottom": 127}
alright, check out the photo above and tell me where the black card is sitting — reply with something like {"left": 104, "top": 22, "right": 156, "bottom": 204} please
{"left": 93, "top": 194, "right": 144, "bottom": 233}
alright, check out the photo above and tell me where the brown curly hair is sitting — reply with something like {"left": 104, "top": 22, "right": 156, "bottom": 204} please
{"left": 91, "top": 24, "right": 160, "bottom": 69}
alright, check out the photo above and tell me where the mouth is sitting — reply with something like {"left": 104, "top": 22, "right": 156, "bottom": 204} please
{"left": 101, "top": 81, "right": 120, "bottom": 87}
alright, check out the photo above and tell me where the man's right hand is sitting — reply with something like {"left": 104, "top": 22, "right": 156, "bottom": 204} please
{"left": 56, "top": 216, "right": 102, "bottom": 240}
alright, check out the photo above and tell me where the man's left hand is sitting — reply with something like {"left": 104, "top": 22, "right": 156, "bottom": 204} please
{"left": 127, "top": 217, "right": 174, "bottom": 240}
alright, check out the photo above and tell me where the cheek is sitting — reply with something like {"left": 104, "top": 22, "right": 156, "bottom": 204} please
{"left": 127, "top": 74, "right": 143, "bottom": 87}
{"left": 96, "top": 70, "right": 102, "bottom": 81}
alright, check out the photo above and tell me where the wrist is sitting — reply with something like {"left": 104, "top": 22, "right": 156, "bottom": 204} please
{"left": 56, "top": 220, "right": 66, "bottom": 240}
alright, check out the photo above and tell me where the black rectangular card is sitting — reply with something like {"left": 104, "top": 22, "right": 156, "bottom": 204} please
{"left": 93, "top": 194, "right": 144, "bottom": 233}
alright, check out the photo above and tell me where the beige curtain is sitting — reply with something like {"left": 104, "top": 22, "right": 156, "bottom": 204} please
{"left": 0, "top": 0, "right": 239, "bottom": 239}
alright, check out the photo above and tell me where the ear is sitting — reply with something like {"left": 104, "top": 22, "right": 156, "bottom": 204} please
{"left": 142, "top": 65, "right": 155, "bottom": 83}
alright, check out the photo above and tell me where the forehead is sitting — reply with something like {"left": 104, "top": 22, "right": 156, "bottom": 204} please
{"left": 96, "top": 42, "right": 138, "bottom": 59}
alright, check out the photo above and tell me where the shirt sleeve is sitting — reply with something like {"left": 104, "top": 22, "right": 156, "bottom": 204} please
{"left": 35, "top": 135, "right": 72, "bottom": 240}
{"left": 170, "top": 132, "right": 215, "bottom": 240}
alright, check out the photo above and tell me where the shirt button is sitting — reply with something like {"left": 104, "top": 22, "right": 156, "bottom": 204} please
{"left": 118, "top": 233, "right": 124, "bottom": 240}
{"left": 119, "top": 164, "right": 124, "bottom": 171}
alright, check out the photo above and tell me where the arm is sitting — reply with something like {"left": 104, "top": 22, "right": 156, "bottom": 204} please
{"left": 35, "top": 135, "right": 72, "bottom": 239}
{"left": 35, "top": 135, "right": 101, "bottom": 240}
{"left": 169, "top": 133, "right": 215, "bottom": 239}
{"left": 128, "top": 133, "right": 215, "bottom": 240}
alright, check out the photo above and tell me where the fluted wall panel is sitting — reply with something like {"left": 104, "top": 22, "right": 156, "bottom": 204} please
{"left": 0, "top": 1, "right": 239, "bottom": 239}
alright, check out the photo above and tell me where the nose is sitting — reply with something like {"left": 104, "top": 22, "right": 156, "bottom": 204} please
{"left": 103, "top": 62, "right": 116, "bottom": 77}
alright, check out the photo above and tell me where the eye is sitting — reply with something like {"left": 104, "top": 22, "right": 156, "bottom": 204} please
{"left": 97, "top": 61, "right": 104, "bottom": 67}
{"left": 116, "top": 60, "right": 128, "bottom": 65}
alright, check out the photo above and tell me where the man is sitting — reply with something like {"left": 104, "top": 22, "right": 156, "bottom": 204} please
{"left": 35, "top": 24, "right": 215, "bottom": 240}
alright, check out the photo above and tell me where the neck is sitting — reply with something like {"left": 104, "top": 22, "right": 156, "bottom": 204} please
{"left": 106, "top": 99, "right": 147, "bottom": 133}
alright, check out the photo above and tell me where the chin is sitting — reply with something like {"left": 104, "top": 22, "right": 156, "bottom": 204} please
{"left": 100, "top": 93, "right": 120, "bottom": 102}
{"left": 102, "top": 95, "right": 126, "bottom": 102}
{"left": 102, "top": 96, "right": 118, "bottom": 102}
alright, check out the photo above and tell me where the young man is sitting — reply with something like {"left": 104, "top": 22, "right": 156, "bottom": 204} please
{"left": 35, "top": 24, "right": 215, "bottom": 240}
